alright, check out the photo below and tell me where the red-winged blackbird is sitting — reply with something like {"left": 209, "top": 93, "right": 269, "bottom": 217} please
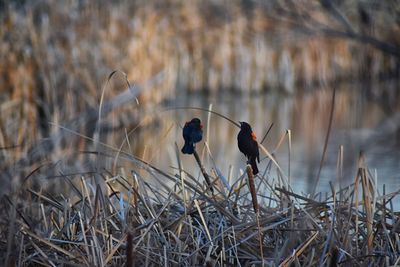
{"left": 237, "top": 121, "right": 260, "bottom": 175}
{"left": 181, "top": 118, "right": 203, "bottom": 154}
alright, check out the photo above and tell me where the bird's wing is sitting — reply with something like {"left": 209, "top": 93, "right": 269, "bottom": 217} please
{"left": 237, "top": 132, "right": 246, "bottom": 154}
{"left": 182, "top": 125, "right": 191, "bottom": 139}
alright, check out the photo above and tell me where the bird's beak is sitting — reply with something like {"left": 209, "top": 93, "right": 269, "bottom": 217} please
{"left": 238, "top": 121, "right": 243, "bottom": 126}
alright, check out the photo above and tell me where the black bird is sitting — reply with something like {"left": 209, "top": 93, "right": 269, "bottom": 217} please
{"left": 237, "top": 121, "right": 260, "bottom": 175}
{"left": 181, "top": 118, "right": 203, "bottom": 154}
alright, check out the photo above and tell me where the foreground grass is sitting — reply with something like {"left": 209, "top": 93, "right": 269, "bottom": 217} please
{"left": 1, "top": 146, "right": 399, "bottom": 266}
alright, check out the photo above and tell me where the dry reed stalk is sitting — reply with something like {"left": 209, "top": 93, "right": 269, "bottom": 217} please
{"left": 279, "top": 231, "right": 319, "bottom": 267}
{"left": 126, "top": 231, "right": 134, "bottom": 267}
{"left": 2, "top": 118, "right": 400, "bottom": 266}
{"left": 246, "top": 164, "right": 264, "bottom": 264}
{"left": 193, "top": 150, "right": 214, "bottom": 193}
{"left": 312, "top": 87, "right": 336, "bottom": 197}
{"left": 246, "top": 165, "right": 259, "bottom": 214}
{"left": 260, "top": 123, "right": 274, "bottom": 145}
{"left": 362, "top": 170, "right": 372, "bottom": 239}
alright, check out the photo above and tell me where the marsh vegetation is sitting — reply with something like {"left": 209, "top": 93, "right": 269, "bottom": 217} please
{"left": 1, "top": 0, "right": 399, "bottom": 266}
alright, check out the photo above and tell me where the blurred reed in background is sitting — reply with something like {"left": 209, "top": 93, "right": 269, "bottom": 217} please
{"left": 1, "top": 2, "right": 400, "bottom": 264}
{"left": 0, "top": 0, "right": 399, "bottom": 193}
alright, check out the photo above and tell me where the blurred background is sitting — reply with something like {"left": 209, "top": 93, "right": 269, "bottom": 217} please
{"left": 0, "top": 0, "right": 399, "bottom": 197}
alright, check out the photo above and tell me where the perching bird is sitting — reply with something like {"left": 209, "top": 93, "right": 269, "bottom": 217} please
{"left": 181, "top": 118, "right": 203, "bottom": 154}
{"left": 237, "top": 121, "right": 260, "bottom": 175}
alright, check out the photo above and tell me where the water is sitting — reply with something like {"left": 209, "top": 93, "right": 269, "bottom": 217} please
{"left": 127, "top": 83, "right": 399, "bottom": 202}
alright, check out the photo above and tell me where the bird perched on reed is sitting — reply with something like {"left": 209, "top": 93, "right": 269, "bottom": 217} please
{"left": 237, "top": 121, "right": 260, "bottom": 175}
{"left": 181, "top": 118, "right": 203, "bottom": 154}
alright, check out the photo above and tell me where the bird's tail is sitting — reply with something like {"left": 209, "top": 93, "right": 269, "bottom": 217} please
{"left": 181, "top": 142, "right": 194, "bottom": 154}
{"left": 249, "top": 158, "right": 259, "bottom": 175}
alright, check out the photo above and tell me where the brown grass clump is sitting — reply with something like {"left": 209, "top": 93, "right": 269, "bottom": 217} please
{"left": 1, "top": 136, "right": 399, "bottom": 266}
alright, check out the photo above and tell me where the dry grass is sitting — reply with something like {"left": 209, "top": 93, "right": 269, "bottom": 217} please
{"left": 0, "top": 1, "right": 400, "bottom": 265}
{"left": 1, "top": 132, "right": 400, "bottom": 266}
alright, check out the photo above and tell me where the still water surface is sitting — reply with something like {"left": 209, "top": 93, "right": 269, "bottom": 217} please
{"left": 129, "top": 84, "right": 399, "bottom": 202}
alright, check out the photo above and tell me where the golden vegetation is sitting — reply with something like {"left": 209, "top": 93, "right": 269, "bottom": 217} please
{"left": 0, "top": 1, "right": 399, "bottom": 265}
{"left": 1, "top": 140, "right": 399, "bottom": 266}
{"left": 1, "top": 1, "right": 398, "bottom": 169}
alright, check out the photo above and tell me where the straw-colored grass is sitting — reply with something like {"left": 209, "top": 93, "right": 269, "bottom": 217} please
{"left": 1, "top": 131, "right": 399, "bottom": 266}
{"left": 1, "top": 1, "right": 400, "bottom": 265}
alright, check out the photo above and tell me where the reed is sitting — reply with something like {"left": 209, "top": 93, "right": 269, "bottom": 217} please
{"left": 1, "top": 0, "right": 399, "bottom": 184}
{"left": 0, "top": 1, "right": 399, "bottom": 265}
{"left": 1, "top": 130, "right": 399, "bottom": 266}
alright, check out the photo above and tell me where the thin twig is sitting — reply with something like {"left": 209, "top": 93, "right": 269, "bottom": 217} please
{"left": 312, "top": 87, "right": 336, "bottom": 197}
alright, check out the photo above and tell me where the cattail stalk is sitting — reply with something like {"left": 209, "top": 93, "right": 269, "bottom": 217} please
{"left": 126, "top": 231, "right": 134, "bottom": 267}
{"left": 246, "top": 165, "right": 264, "bottom": 264}
{"left": 246, "top": 165, "right": 259, "bottom": 213}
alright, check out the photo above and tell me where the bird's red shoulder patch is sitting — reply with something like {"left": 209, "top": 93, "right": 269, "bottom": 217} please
{"left": 251, "top": 132, "right": 257, "bottom": 141}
